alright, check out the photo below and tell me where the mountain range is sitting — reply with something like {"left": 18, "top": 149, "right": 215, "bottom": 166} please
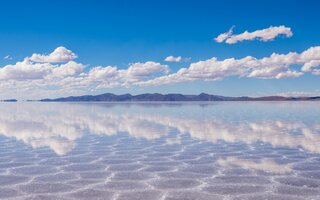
{"left": 37, "top": 93, "right": 320, "bottom": 102}
{"left": 0, "top": 99, "right": 18, "bottom": 102}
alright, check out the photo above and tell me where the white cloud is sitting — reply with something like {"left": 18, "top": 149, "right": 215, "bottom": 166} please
{"left": 0, "top": 49, "right": 170, "bottom": 98}
{"left": 50, "top": 61, "right": 85, "bottom": 78}
{"left": 126, "top": 61, "right": 169, "bottom": 77}
{"left": 29, "top": 46, "right": 77, "bottom": 63}
{"left": 165, "top": 55, "right": 182, "bottom": 62}
{"left": 301, "top": 60, "right": 320, "bottom": 72}
{"left": 312, "top": 70, "right": 320, "bottom": 75}
{"left": 214, "top": 26, "right": 234, "bottom": 43}
{"left": 87, "top": 62, "right": 169, "bottom": 83}
{"left": 143, "top": 46, "right": 320, "bottom": 86}
{"left": 300, "top": 47, "right": 320, "bottom": 75}
{"left": 3, "top": 55, "right": 12, "bottom": 60}
{"left": 1, "top": 46, "right": 320, "bottom": 99}
{"left": 215, "top": 25, "right": 293, "bottom": 44}
{"left": 94, "top": 61, "right": 170, "bottom": 88}
{"left": 164, "top": 55, "right": 190, "bottom": 62}
{"left": 247, "top": 65, "right": 302, "bottom": 79}
{"left": 0, "top": 59, "right": 53, "bottom": 80}
{"left": 275, "top": 90, "right": 320, "bottom": 97}
{"left": 88, "top": 66, "right": 118, "bottom": 80}
{"left": 0, "top": 59, "right": 86, "bottom": 81}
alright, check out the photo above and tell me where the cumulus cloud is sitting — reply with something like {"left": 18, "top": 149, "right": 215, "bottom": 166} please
{"left": 165, "top": 56, "right": 182, "bottom": 62}
{"left": 164, "top": 56, "right": 190, "bottom": 62}
{"left": 0, "top": 59, "right": 53, "bottom": 80}
{"left": 88, "top": 66, "right": 118, "bottom": 80}
{"left": 127, "top": 61, "right": 169, "bottom": 77}
{"left": 1, "top": 46, "right": 320, "bottom": 99}
{"left": 215, "top": 25, "right": 293, "bottom": 44}
{"left": 0, "top": 47, "right": 169, "bottom": 98}
{"left": 0, "top": 59, "right": 86, "bottom": 81}
{"left": 143, "top": 46, "right": 320, "bottom": 86}
{"left": 301, "top": 60, "right": 320, "bottom": 74}
{"left": 78, "top": 62, "right": 168, "bottom": 89}
{"left": 29, "top": 46, "right": 78, "bottom": 63}
{"left": 92, "top": 62, "right": 169, "bottom": 89}
{"left": 50, "top": 61, "right": 85, "bottom": 78}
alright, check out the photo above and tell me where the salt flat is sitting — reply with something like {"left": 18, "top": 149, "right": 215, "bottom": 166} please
{"left": 0, "top": 102, "right": 319, "bottom": 199}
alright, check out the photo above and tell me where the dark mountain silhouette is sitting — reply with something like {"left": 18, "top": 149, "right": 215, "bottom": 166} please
{"left": 0, "top": 99, "right": 17, "bottom": 102}
{"left": 38, "top": 93, "right": 320, "bottom": 102}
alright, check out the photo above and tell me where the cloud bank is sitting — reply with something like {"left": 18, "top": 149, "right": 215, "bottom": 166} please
{"left": 0, "top": 45, "right": 320, "bottom": 99}
{"left": 143, "top": 46, "right": 320, "bottom": 86}
{"left": 215, "top": 26, "right": 293, "bottom": 44}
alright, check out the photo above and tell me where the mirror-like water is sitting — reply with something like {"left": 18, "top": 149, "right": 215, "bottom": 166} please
{"left": 0, "top": 102, "right": 320, "bottom": 200}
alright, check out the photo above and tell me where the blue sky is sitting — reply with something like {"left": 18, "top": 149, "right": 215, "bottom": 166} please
{"left": 0, "top": 0, "right": 320, "bottom": 99}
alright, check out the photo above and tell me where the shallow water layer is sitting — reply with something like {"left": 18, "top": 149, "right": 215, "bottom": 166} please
{"left": 0, "top": 102, "right": 320, "bottom": 199}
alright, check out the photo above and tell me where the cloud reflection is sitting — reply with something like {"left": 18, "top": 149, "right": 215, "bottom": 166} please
{"left": 0, "top": 103, "right": 319, "bottom": 156}
{"left": 217, "top": 157, "right": 293, "bottom": 174}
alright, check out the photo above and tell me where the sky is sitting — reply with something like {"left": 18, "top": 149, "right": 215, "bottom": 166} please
{"left": 0, "top": 0, "right": 320, "bottom": 99}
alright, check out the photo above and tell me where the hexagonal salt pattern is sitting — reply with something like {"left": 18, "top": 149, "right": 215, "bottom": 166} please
{"left": 0, "top": 102, "right": 320, "bottom": 199}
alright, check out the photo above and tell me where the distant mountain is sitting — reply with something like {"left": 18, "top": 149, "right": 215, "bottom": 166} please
{"left": 38, "top": 93, "right": 320, "bottom": 102}
{"left": 0, "top": 99, "right": 17, "bottom": 102}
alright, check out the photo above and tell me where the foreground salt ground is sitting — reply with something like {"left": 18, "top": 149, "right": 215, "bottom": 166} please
{"left": 0, "top": 102, "right": 320, "bottom": 200}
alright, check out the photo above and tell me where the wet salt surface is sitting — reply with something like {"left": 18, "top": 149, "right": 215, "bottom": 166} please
{"left": 0, "top": 102, "right": 320, "bottom": 199}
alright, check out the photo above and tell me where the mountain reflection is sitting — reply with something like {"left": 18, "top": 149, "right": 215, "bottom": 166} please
{"left": 0, "top": 102, "right": 319, "bottom": 156}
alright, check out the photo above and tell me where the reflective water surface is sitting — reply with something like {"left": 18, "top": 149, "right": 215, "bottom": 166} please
{"left": 0, "top": 102, "right": 320, "bottom": 200}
